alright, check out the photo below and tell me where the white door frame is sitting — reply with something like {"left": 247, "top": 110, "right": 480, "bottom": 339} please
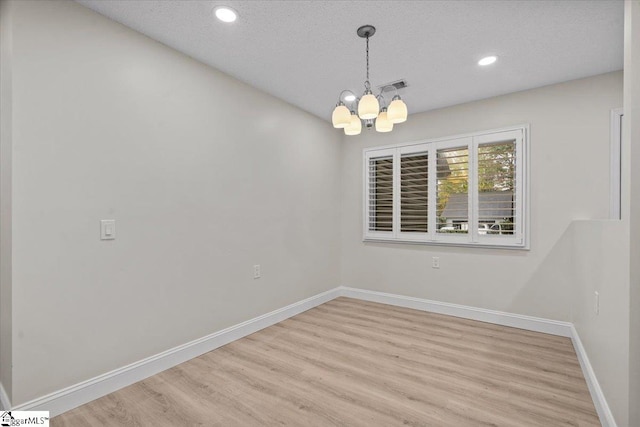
{"left": 610, "top": 108, "right": 623, "bottom": 220}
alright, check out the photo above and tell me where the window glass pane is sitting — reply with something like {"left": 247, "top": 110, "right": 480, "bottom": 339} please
{"left": 477, "top": 141, "right": 516, "bottom": 235}
{"left": 437, "top": 147, "right": 469, "bottom": 234}
{"left": 368, "top": 157, "right": 393, "bottom": 231}
{"left": 400, "top": 153, "right": 428, "bottom": 232}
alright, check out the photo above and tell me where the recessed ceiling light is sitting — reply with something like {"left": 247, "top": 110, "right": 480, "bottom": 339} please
{"left": 478, "top": 56, "right": 497, "bottom": 66}
{"left": 214, "top": 6, "right": 238, "bottom": 23}
{"left": 344, "top": 94, "right": 356, "bottom": 102}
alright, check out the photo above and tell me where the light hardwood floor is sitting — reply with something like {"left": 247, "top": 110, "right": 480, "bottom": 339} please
{"left": 52, "top": 297, "right": 600, "bottom": 426}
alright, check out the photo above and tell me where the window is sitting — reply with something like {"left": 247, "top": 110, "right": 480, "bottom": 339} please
{"left": 364, "top": 126, "right": 528, "bottom": 248}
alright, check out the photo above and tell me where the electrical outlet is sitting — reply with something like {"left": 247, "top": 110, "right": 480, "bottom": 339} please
{"left": 253, "top": 265, "right": 261, "bottom": 279}
{"left": 432, "top": 257, "right": 440, "bottom": 269}
{"left": 594, "top": 291, "right": 599, "bottom": 315}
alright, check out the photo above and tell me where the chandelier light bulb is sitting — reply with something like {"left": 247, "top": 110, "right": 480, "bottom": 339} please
{"left": 375, "top": 109, "right": 393, "bottom": 133}
{"left": 332, "top": 104, "right": 352, "bottom": 128}
{"left": 344, "top": 112, "right": 362, "bottom": 136}
{"left": 358, "top": 93, "right": 380, "bottom": 120}
{"left": 387, "top": 97, "right": 408, "bottom": 124}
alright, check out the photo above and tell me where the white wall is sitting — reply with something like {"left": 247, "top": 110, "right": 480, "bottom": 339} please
{"left": 7, "top": 0, "right": 341, "bottom": 405}
{"left": 515, "top": 218, "right": 631, "bottom": 426}
{"left": 571, "top": 220, "right": 629, "bottom": 426}
{"left": 0, "top": 0, "right": 14, "bottom": 404}
{"left": 624, "top": 1, "right": 640, "bottom": 426}
{"left": 340, "top": 72, "right": 623, "bottom": 321}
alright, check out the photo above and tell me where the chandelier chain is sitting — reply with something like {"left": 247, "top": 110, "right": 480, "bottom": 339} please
{"left": 365, "top": 35, "right": 370, "bottom": 90}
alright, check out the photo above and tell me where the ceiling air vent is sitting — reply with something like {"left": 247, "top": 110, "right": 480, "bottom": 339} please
{"left": 378, "top": 79, "right": 408, "bottom": 92}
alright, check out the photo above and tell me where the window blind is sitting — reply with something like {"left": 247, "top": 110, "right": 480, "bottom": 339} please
{"left": 368, "top": 157, "right": 393, "bottom": 232}
{"left": 400, "top": 153, "right": 428, "bottom": 233}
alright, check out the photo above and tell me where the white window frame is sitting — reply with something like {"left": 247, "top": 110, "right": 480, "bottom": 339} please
{"left": 431, "top": 137, "right": 472, "bottom": 245}
{"left": 473, "top": 130, "right": 524, "bottom": 247}
{"left": 397, "top": 145, "right": 431, "bottom": 242}
{"left": 364, "top": 148, "right": 395, "bottom": 241}
{"left": 363, "top": 125, "right": 530, "bottom": 249}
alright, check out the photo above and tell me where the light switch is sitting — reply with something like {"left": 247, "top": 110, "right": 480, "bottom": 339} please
{"left": 100, "top": 220, "right": 116, "bottom": 240}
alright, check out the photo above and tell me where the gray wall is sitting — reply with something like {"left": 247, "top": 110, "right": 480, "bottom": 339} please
{"left": 0, "top": 0, "right": 14, "bottom": 403}
{"left": 6, "top": 0, "right": 341, "bottom": 405}
{"left": 340, "top": 72, "right": 623, "bottom": 321}
{"left": 624, "top": 1, "right": 640, "bottom": 426}
{"left": 571, "top": 220, "right": 629, "bottom": 426}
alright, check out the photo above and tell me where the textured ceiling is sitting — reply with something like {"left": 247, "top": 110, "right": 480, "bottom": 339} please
{"left": 75, "top": 0, "right": 624, "bottom": 121}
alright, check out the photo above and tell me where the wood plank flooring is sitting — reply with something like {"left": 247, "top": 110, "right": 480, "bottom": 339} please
{"left": 52, "top": 297, "right": 600, "bottom": 426}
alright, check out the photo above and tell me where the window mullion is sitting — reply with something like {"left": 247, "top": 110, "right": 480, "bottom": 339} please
{"left": 515, "top": 131, "right": 524, "bottom": 244}
{"left": 428, "top": 146, "right": 437, "bottom": 240}
{"left": 392, "top": 150, "right": 400, "bottom": 239}
{"left": 470, "top": 138, "right": 479, "bottom": 243}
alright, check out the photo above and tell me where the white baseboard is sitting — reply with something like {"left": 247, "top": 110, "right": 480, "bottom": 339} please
{"left": 8, "top": 285, "right": 613, "bottom": 427}
{"left": 12, "top": 287, "right": 340, "bottom": 417}
{"left": 339, "top": 287, "right": 573, "bottom": 337}
{"left": 570, "top": 325, "right": 617, "bottom": 427}
{"left": 339, "top": 287, "right": 614, "bottom": 427}
{"left": 0, "top": 382, "right": 10, "bottom": 411}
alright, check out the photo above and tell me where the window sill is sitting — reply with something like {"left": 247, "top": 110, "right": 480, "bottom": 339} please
{"left": 362, "top": 237, "right": 529, "bottom": 250}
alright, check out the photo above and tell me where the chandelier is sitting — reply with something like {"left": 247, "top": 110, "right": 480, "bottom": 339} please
{"left": 331, "top": 25, "right": 408, "bottom": 136}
